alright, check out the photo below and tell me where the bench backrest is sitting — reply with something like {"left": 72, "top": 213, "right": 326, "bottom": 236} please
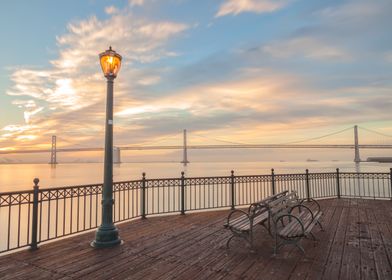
{"left": 248, "top": 190, "right": 289, "bottom": 218}
{"left": 267, "top": 191, "right": 300, "bottom": 216}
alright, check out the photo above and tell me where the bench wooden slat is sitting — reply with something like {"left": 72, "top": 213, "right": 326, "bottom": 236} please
{"left": 226, "top": 211, "right": 269, "bottom": 231}
{"left": 278, "top": 208, "right": 321, "bottom": 237}
{"left": 278, "top": 211, "right": 308, "bottom": 237}
{"left": 304, "top": 211, "right": 323, "bottom": 235}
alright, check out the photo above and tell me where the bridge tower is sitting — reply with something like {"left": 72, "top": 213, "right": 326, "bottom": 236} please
{"left": 354, "top": 125, "right": 361, "bottom": 163}
{"left": 181, "top": 129, "right": 190, "bottom": 165}
{"left": 113, "top": 147, "right": 121, "bottom": 164}
{"left": 50, "top": 135, "right": 58, "bottom": 164}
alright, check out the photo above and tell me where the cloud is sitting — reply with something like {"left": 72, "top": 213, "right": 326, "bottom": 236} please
{"left": 137, "top": 75, "right": 161, "bottom": 86}
{"left": 23, "top": 107, "right": 44, "bottom": 124}
{"left": 216, "top": 0, "right": 289, "bottom": 17}
{"left": 317, "top": 0, "right": 385, "bottom": 22}
{"left": 312, "top": 0, "right": 392, "bottom": 40}
{"left": 1, "top": 124, "right": 41, "bottom": 146}
{"left": 3, "top": 6, "right": 189, "bottom": 149}
{"left": 2, "top": 0, "right": 391, "bottom": 156}
{"left": 263, "top": 37, "right": 351, "bottom": 61}
{"left": 129, "top": 0, "right": 145, "bottom": 7}
{"left": 385, "top": 52, "right": 392, "bottom": 63}
{"left": 111, "top": 64, "right": 392, "bottom": 145}
{"left": 105, "top": 6, "right": 119, "bottom": 15}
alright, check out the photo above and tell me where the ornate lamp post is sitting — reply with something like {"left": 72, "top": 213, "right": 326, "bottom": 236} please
{"left": 91, "top": 46, "right": 122, "bottom": 248}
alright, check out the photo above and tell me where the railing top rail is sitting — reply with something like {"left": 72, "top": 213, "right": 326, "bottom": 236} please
{"left": 0, "top": 189, "right": 34, "bottom": 196}
{"left": 185, "top": 175, "right": 232, "bottom": 180}
{"left": 1, "top": 171, "right": 391, "bottom": 196}
{"left": 144, "top": 177, "right": 182, "bottom": 182}
{"left": 39, "top": 183, "right": 103, "bottom": 193}
{"left": 339, "top": 172, "right": 390, "bottom": 175}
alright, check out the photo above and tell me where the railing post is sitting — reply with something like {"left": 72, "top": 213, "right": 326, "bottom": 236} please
{"left": 271, "top": 168, "right": 276, "bottom": 195}
{"left": 141, "top": 173, "right": 146, "bottom": 219}
{"left": 180, "top": 171, "right": 185, "bottom": 215}
{"left": 305, "top": 169, "right": 310, "bottom": 201}
{"left": 30, "top": 178, "right": 39, "bottom": 250}
{"left": 336, "top": 168, "right": 341, "bottom": 199}
{"left": 390, "top": 168, "right": 392, "bottom": 200}
{"left": 230, "top": 170, "right": 235, "bottom": 210}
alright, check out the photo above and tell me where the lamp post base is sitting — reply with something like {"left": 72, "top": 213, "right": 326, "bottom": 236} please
{"left": 91, "top": 224, "right": 122, "bottom": 248}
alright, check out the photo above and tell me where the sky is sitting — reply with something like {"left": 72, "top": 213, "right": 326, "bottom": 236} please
{"left": 0, "top": 0, "right": 391, "bottom": 162}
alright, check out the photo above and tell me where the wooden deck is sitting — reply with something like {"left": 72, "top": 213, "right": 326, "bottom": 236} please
{"left": 1, "top": 198, "right": 392, "bottom": 279}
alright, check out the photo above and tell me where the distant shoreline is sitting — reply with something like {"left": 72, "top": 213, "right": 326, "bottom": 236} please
{"left": 367, "top": 157, "right": 392, "bottom": 163}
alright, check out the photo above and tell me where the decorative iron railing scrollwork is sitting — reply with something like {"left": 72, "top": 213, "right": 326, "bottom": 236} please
{"left": 0, "top": 170, "right": 391, "bottom": 254}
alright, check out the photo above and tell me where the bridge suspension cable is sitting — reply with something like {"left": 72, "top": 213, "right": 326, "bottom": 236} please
{"left": 132, "top": 132, "right": 182, "bottom": 146}
{"left": 56, "top": 136, "right": 93, "bottom": 149}
{"left": 358, "top": 126, "right": 392, "bottom": 138}
{"left": 191, "top": 133, "right": 249, "bottom": 145}
{"left": 279, "top": 126, "right": 353, "bottom": 145}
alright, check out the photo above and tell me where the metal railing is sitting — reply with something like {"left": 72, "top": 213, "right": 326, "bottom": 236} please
{"left": 1, "top": 168, "right": 391, "bottom": 254}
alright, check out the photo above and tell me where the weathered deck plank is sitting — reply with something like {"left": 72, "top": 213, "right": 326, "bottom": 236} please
{"left": 1, "top": 199, "right": 392, "bottom": 279}
{"left": 321, "top": 203, "right": 349, "bottom": 279}
{"left": 340, "top": 200, "right": 361, "bottom": 280}
{"left": 358, "top": 207, "right": 377, "bottom": 279}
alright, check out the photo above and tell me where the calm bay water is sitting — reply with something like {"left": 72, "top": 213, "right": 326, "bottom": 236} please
{"left": 1, "top": 161, "right": 391, "bottom": 192}
{"left": 1, "top": 160, "right": 391, "bottom": 252}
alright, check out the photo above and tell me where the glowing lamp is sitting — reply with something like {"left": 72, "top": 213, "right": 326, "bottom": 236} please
{"left": 99, "top": 46, "right": 122, "bottom": 78}
{"left": 92, "top": 46, "right": 123, "bottom": 248}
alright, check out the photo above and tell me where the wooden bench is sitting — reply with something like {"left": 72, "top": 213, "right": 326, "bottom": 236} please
{"left": 224, "top": 190, "right": 323, "bottom": 254}
{"left": 271, "top": 194, "right": 323, "bottom": 255}
{"left": 224, "top": 190, "right": 290, "bottom": 250}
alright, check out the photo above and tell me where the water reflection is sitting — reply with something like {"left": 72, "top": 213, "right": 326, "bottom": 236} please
{"left": 50, "top": 164, "right": 57, "bottom": 179}
{"left": 355, "top": 162, "right": 361, "bottom": 173}
{"left": 182, "top": 164, "right": 188, "bottom": 177}
{"left": 1, "top": 161, "right": 391, "bottom": 192}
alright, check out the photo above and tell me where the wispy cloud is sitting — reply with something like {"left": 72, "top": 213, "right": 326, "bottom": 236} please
{"left": 216, "top": 0, "right": 289, "bottom": 17}
{"left": 2, "top": 0, "right": 391, "bottom": 154}
{"left": 2, "top": 6, "right": 189, "bottom": 149}
{"left": 263, "top": 37, "right": 351, "bottom": 61}
{"left": 385, "top": 51, "right": 392, "bottom": 63}
{"left": 129, "top": 0, "right": 145, "bottom": 7}
{"left": 317, "top": 0, "right": 385, "bottom": 22}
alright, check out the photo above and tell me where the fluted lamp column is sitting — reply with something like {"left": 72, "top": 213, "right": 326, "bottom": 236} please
{"left": 91, "top": 46, "right": 122, "bottom": 248}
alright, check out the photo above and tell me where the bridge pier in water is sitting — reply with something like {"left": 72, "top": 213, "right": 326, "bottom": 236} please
{"left": 50, "top": 135, "right": 57, "bottom": 165}
{"left": 113, "top": 147, "right": 121, "bottom": 164}
{"left": 181, "top": 129, "right": 190, "bottom": 166}
{"left": 354, "top": 125, "right": 361, "bottom": 163}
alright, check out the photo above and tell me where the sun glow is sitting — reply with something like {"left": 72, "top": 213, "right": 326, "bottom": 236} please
{"left": 16, "top": 135, "right": 38, "bottom": 141}
{"left": 0, "top": 147, "right": 16, "bottom": 151}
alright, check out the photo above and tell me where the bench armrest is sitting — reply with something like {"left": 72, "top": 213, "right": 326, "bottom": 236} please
{"left": 274, "top": 213, "right": 305, "bottom": 237}
{"left": 248, "top": 202, "right": 269, "bottom": 217}
{"left": 289, "top": 203, "right": 314, "bottom": 220}
{"left": 304, "top": 198, "right": 321, "bottom": 214}
{"left": 225, "top": 209, "right": 251, "bottom": 228}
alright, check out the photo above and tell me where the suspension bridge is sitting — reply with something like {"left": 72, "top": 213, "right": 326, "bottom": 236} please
{"left": 1, "top": 125, "right": 392, "bottom": 164}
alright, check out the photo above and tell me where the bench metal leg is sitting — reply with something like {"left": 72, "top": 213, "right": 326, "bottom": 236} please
{"left": 226, "top": 231, "right": 255, "bottom": 252}
{"left": 308, "top": 232, "right": 317, "bottom": 241}
{"left": 274, "top": 233, "right": 278, "bottom": 255}
{"left": 294, "top": 242, "right": 305, "bottom": 254}
{"left": 249, "top": 231, "right": 253, "bottom": 249}
{"left": 226, "top": 235, "right": 235, "bottom": 249}
{"left": 274, "top": 235, "right": 306, "bottom": 256}
{"left": 317, "top": 220, "right": 324, "bottom": 231}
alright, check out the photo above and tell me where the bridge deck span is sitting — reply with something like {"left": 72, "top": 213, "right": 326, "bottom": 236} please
{"left": 1, "top": 144, "right": 392, "bottom": 154}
